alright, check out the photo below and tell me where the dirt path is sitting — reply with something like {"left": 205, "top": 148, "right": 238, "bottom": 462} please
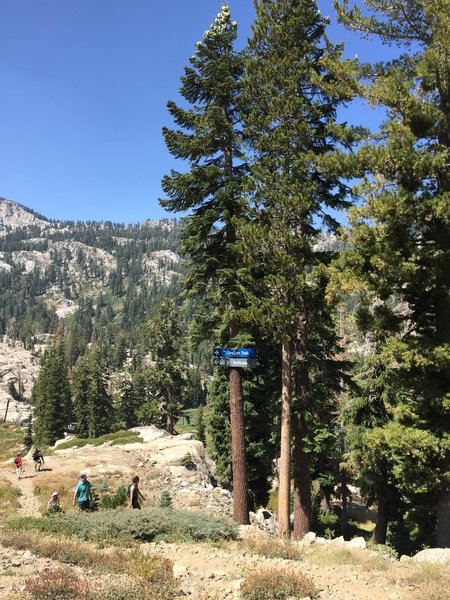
{"left": 1, "top": 461, "right": 41, "bottom": 516}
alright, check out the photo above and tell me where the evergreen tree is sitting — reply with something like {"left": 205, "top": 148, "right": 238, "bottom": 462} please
{"left": 33, "top": 342, "right": 71, "bottom": 446}
{"left": 242, "top": 0, "right": 360, "bottom": 538}
{"left": 336, "top": 0, "right": 450, "bottom": 547}
{"left": 139, "top": 299, "right": 187, "bottom": 433}
{"left": 161, "top": 5, "right": 252, "bottom": 523}
{"left": 72, "top": 345, "right": 113, "bottom": 438}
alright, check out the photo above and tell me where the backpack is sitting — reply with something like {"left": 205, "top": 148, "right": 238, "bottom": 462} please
{"left": 126, "top": 484, "right": 132, "bottom": 498}
{"left": 14, "top": 456, "right": 21, "bottom": 466}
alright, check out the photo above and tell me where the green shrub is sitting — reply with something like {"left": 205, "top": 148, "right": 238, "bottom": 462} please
{"left": 6, "top": 507, "right": 238, "bottom": 543}
{"left": 366, "top": 540, "right": 398, "bottom": 559}
{"left": 100, "top": 486, "right": 127, "bottom": 510}
{"left": 180, "top": 453, "right": 196, "bottom": 470}
{"left": 158, "top": 491, "right": 173, "bottom": 509}
{"left": 241, "top": 568, "right": 318, "bottom": 600}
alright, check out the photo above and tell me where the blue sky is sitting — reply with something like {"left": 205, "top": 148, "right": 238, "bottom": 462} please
{"left": 0, "top": 1, "right": 394, "bottom": 224}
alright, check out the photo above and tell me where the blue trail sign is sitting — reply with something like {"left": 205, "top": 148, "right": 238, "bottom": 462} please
{"left": 213, "top": 347, "right": 256, "bottom": 359}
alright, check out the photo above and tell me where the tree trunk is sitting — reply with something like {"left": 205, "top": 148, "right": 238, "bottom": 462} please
{"left": 278, "top": 336, "right": 292, "bottom": 538}
{"left": 292, "top": 305, "right": 311, "bottom": 540}
{"left": 229, "top": 365, "right": 249, "bottom": 524}
{"left": 372, "top": 495, "right": 389, "bottom": 544}
{"left": 436, "top": 455, "right": 450, "bottom": 547}
{"left": 292, "top": 412, "right": 311, "bottom": 539}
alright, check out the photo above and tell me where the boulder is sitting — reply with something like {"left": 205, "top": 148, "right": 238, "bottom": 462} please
{"left": 412, "top": 548, "right": 450, "bottom": 565}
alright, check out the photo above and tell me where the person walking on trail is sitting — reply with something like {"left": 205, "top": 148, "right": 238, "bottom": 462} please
{"left": 128, "top": 475, "right": 146, "bottom": 509}
{"left": 47, "top": 491, "right": 60, "bottom": 511}
{"left": 32, "top": 448, "right": 44, "bottom": 472}
{"left": 73, "top": 473, "right": 92, "bottom": 512}
{"left": 14, "top": 452, "right": 23, "bottom": 479}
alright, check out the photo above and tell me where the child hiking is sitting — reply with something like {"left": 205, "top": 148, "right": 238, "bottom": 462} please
{"left": 14, "top": 452, "right": 23, "bottom": 479}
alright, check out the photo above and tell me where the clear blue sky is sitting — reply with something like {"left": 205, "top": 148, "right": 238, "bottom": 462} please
{"left": 0, "top": 1, "right": 393, "bottom": 224}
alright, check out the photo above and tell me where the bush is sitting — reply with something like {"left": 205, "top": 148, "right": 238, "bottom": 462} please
{"left": 240, "top": 568, "right": 318, "bottom": 600}
{"left": 24, "top": 568, "right": 91, "bottom": 599}
{"left": 158, "top": 491, "right": 173, "bottom": 509}
{"left": 242, "top": 537, "right": 303, "bottom": 561}
{"left": 6, "top": 507, "right": 238, "bottom": 543}
{"left": 100, "top": 486, "right": 127, "bottom": 510}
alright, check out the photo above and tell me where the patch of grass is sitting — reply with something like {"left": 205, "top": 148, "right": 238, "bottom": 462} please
{"left": 55, "top": 430, "right": 142, "bottom": 450}
{"left": 242, "top": 537, "right": 303, "bottom": 561}
{"left": 0, "top": 477, "right": 21, "bottom": 518}
{"left": 1, "top": 530, "right": 175, "bottom": 600}
{"left": 405, "top": 564, "right": 450, "bottom": 600}
{"left": 0, "top": 422, "right": 24, "bottom": 462}
{"left": 306, "top": 546, "right": 363, "bottom": 567}
{"left": 241, "top": 568, "right": 318, "bottom": 600}
{"left": 5, "top": 507, "right": 239, "bottom": 543}
{"left": 32, "top": 471, "right": 79, "bottom": 513}
{"left": 403, "top": 564, "right": 449, "bottom": 587}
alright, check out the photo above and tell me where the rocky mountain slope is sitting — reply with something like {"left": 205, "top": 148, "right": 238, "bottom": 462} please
{"left": 0, "top": 197, "right": 184, "bottom": 422}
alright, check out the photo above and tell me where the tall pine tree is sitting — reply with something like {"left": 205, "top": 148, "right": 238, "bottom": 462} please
{"left": 242, "top": 0, "right": 360, "bottom": 538}
{"left": 161, "top": 5, "right": 251, "bottom": 523}
{"left": 33, "top": 341, "right": 71, "bottom": 446}
{"left": 336, "top": 0, "right": 450, "bottom": 547}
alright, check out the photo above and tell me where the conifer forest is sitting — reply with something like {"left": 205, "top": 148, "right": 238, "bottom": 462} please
{"left": 2, "top": 0, "right": 450, "bottom": 553}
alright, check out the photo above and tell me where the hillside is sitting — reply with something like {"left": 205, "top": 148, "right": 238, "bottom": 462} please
{"left": 0, "top": 198, "right": 185, "bottom": 421}
{"left": 1, "top": 429, "right": 449, "bottom": 600}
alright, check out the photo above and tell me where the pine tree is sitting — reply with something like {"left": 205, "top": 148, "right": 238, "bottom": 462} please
{"left": 72, "top": 345, "right": 113, "bottom": 438}
{"left": 140, "top": 299, "right": 187, "bottom": 434}
{"left": 336, "top": 0, "right": 450, "bottom": 547}
{"left": 161, "top": 5, "right": 251, "bottom": 523}
{"left": 33, "top": 342, "right": 71, "bottom": 446}
{"left": 242, "top": 0, "right": 360, "bottom": 538}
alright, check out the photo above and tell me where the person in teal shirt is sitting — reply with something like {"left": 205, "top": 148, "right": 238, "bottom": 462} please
{"left": 73, "top": 473, "right": 92, "bottom": 511}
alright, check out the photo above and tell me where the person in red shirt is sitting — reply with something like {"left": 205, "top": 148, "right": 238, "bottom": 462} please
{"left": 14, "top": 452, "right": 23, "bottom": 479}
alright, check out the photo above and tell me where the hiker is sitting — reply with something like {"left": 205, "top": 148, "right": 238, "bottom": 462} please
{"left": 128, "top": 475, "right": 146, "bottom": 510}
{"left": 73, "top": 473, "right": 92, "bottom": 512}
{"left": 14, "top": 452, "right": 23, "bottom": 479}
{"left": 32, "top": 448, "right": 45, "bottom": 471}
{"left": 47, "top": 491, "right": 60, "bottom": 510}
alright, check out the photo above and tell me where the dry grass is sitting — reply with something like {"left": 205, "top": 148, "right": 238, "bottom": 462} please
{"left": 241, "top": 567, "right": 318, "bottom": 600}
{"left": 0, "top": 423, "right": 24, "bottom": 462}
{"left": 242, "top": 537, "right": 304, "bottom": 561}
{"left": 1, "top": 530, "right": 174, "bottom": 586}
{"left": 0, "top": 476, "right": 21, "bottom": 518}
{"left": 23, "top": 568, "right": 91, "bottom": 599}
{"left": 400, "top": 564, "right": 450, "bottom": 600}
{"left": 306, "top": 545, "right": 364, "bottom": 567}
{"left": 32, "top": 470, "right": 79, "bottom": 512}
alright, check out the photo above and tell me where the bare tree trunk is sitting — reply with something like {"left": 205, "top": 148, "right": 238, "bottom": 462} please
{"left": 229, "top": 365, "right": 249, "bottom": 524}
{"left": 292, "top": 412, "right": 311, "bottom": 539}
{"left": 278, "top": 336, "right": 292, "bottom": 538}
{"left": 372, "top": 495, "right": 389, "bottom": 544}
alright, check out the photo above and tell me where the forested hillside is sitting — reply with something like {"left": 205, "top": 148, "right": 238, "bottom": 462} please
{"left": 0, "top": 197, "right": 182, "bottom": 350}
{"left": 3, "top": 0, "right": 450, "bottom": 559}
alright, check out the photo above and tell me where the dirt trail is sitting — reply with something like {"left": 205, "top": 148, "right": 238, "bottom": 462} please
{"left": 2, "top": 461, "right": 41, "bottom": 516}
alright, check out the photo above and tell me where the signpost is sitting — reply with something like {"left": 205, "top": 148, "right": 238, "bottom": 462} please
{"left": 212, "top": 348, "right": 257, "bottom": 369}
